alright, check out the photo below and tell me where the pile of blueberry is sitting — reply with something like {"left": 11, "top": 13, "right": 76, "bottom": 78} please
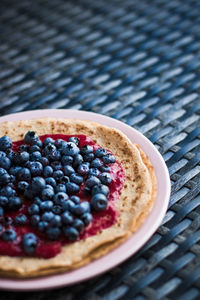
{"left": 0, "top": 131, "right": 116, "bottom": 255}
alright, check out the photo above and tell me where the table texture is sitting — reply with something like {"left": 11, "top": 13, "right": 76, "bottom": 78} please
{"left": 0, "top": 0, "right": 200, "bottom": 299}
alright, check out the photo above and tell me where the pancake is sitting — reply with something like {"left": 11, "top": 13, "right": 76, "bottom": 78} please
{"left": 0, "top": 118, "right": 156, "bottom": 277}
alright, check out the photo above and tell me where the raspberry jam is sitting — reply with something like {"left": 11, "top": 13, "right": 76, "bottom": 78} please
{"left": 0, "top": 134, "right": 125, "bottom": 258}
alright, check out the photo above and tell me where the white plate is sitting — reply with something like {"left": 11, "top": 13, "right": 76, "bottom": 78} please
{"left": 0, "top": 109, "right": 170, "bottom": 291}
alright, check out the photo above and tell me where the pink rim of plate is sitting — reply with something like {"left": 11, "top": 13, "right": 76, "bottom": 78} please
{"left": 0, "top": 109, "right": 171, "bottom": 291}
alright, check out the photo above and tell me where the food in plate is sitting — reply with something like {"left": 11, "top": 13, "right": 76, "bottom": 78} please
{"left": 0, "top": 118, "right": 156, "bottom": 277}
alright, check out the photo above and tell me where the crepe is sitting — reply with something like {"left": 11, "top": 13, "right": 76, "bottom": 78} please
{"left": 0, "top": 118, "right": 156, "bottom": 277}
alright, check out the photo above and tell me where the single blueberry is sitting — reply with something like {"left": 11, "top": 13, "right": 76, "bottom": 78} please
{"left": 61, "top": 155, "right": 73, "bottom": 165}
{"left": 8, "top": 196, "right": 22, "bottom": 211}
{"left": 29, "top": 145, "right": 41, "bottom": 153}
{"left": 28, "top": 203, "right": 40, "bottom": 215}
{"left": 77, "top": 163, "right": 89, "bottom": 175}
{"left": 6, "top": 150, "right": 15, "bottom": 161}
{"left": 9, "top": 166, "right": 21, "bottom": 176}
{"left": 81, "top": 212, "right": 93, "bottom": 225}
{"left": 41, "top": 211, "right": 55, "bottom": 222}
{"left": 54, "top": 192, "right": 69, "bottom": 205}
{"left": 40, "top": 157, "right": 49, "bottom": 166}
{"left": 62, "top": 211, "right": 73, "bottom": 224}
{"left": 51, "top": 160, "right": 62, "bottom": 170}
{"left": 62, "top": 199, "right": 75, "bottom": 212}
{"left": 55, "top": 184, "right": 66, "bottom": 193}
{"left": 24, "top": 131, "right": 39, "bottom": 145}
{"left": 43, "top": 137, "right": 54, "bottom": 146}
{"left": 0, "top": 173, "right": 10, "bottom": 185}
{"left": 30, "top": 214, "right": 40, "bottom": 226}
{"left": 88, "top": 168, "right": 100, "bottom": 177}
{"left": 92, "top": 184, "right": 109, "bottom": 196}
{"left": 73, "top": 154, "right": 83, "bottom": 167}
{"left": 17, "top": 167, "right": 31, "bottom": 181}
{"left": 91, "top": 158, "right": 102, "bottom": 168}
{"left": 30, "top": 151, "right": 42, "bottom": 161}
{"left": 0, "top": 195, "right": 8, "bottom": 207}
{"left": 45, "top": 184, "right": 54, "bottom": 190}
{"left": 41, "top": 188, "right": 55, "bottom": 200}
{"left": 0, "top": 151, "right": 6, "bottom": 158}
{"left": 0, "top": 206, "right": 4, "bottom": 217}
{"left": 0, "top": 186, "right": 16, "bottom": 197}
{"left": 14, "top": 214, "right": 27, "bottom": 225}
{"left": 50, "top": 215, "right": 62, "bottom": 227}
{"left": 91, "top": 193, "right": 108, "bottom": 211}
{"left": 38, "top": 221, "right": 48, "bottom": 232}
{"left": 46, "top": 227, "right": 61, "bottom": 240}
{"left": 66, "top": 182, "right": 79, "bottom": 194}
{"left": 52, "top": 205, "right": 62, "bottom": 214}
{"left": 94, "top": 148, "right": 107, "bottom": 158}
{"left": 2, "top": 229, "right": 16, "bottom": 241}
{"left": 86, "top": 176, "right": 101, "bottom": 188}
{"left": 55, "top": 139, "right": 67, "bottom": 149}
{"left": 68, "top": 137, "right": 79, "bottom": 146}
{"left": 80, "top": 145, "right": 93, "bottom": 155}
{"left": 0, "top": 136, "right": 12, "bottom": 151}
{"left": 70, "top": 173, "right": 83, "bottom": 185}
{"left": 18, "top": 151, "right": 30, "bottom": 165}
{"left": 83, "top": 153, "right": 94, "bottom": 162}
{"left": 99, "top": 172, "right": 112, "bottom": 185}
{"left": 59, "top": 175, "right": 70, "bottom": 184}
{"left": 61, "top": 142, "right": 80, "bottom": 156}
{"left": 33, "top": 197, "right": 42, "bottom": 205}
{"left": 31, "top": 176, "right": 46, "bottom": 192}
{"left": 70, "top": 195, "right": 80, "bottom": 204}
{"left": 43, "top": 165, "right": 53, "bottom": 177}
{"left": 100, "top": 165, "right": 111, "bottom": 172}
{"left": 53, "top": 170, "right": 64, "bottom": 181}
{"left": 3, "top": 216, "right": 12, "bottom": 226}
{"left": 0, "top": 157, "right": 11, "bottom": 170}
{"left": 44, "top": 143, "right": 56, "bottom": 156}
{"left": 23, "top": 233, "right": 37, "bottom": 254}
{"left": 73, "top": 202, "right": 90, "bottom": 215}
{"left": 48, "top": 150, "right": 61, "bottom": 161}
{"left": 29, "top": 161, "right": 43, "bottom": 176}
{"left": 40, "top": 200, "right": 54, "bottom": 211}
{"left": 0, "top": 168, "right": 7, "bottom": 176}
{"left": 9, "top": 175, "right": 16, "bottom": 184}
{"left": 63, "top": 165, "right": 75, "bottom": 176}
{"left": 102, "top": 154, "right": 116, "bottom": 164}
{"left": 63, "top": 227, "right": 79, "bottom": 241}
{"left": 45, "top": 177, "right": 56, "bottom": 188}
{"left": 18, "top": 144, "right": 29, "bottom": 152}
{"left": 73, "top": 218, "right": 84, "bottom": 232}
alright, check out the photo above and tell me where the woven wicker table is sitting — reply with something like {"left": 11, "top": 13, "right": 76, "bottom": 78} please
{"left": 0, "top": 0, "right": 200, "bottom": 299}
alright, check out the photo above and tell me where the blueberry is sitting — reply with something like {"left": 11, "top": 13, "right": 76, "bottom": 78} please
{"left": 86, "top": 176, "right": 101, "bottom": 188}
{"left": 73, "top": 218, "right": 84, "bottom": 232}
{"left": 31, "top": 176, "right": 46, "bottom": 192}
{"left": 62, "top": 211, "right": 73, "bottom": 224}
{"left": 34, "top": 197, "right": 42, "bottom": 205}
{"left": 70, "top": 195, "right": 80, "bottom": 204}
{"left": 8, "top": 196, "right": 22, "bottom": 210}
{"left": 15, "top": 214, "right": 27, "bottom": 225}
{"left": 6, "top": 150, "right": 15, "bottom": 161}
{"left": 92, "top": 184, "right": 109, "bottom": 196}
{"left": 100, "top": 165, "right": 111, "bottom": 172}
{"left": 66, "top": 182, "right": 79, "bottom": 194}
{"left": 81, "top": 212, "right": 93, "bottom": 225}
{"left": 50, "top": 215, "right": 62, "bottom": 227}
{"left": 0, "top": 151, "right": 6, "bottom": 158}
{"left": 91, "top": 194, "right": 108, "bottom": 211}
{"left": 40, "top": 200, "right": 54, "bottom": 211}
{"left": 94, "top": 148, "right": 107, "bottom": 158}
{"left": 29, "top": 145, "right": 41, "bottom": 153}
{"left": 41, "top": 211, "right": 54, "bottom": 222}
{"left": 0, "top": 206, "right": 4, "bottom": 217}
{"left": 40, "top": 157, "right": 49, "bottom": 166}
{"left": 9, "top": 166, "right": 21, "bottom": 176}
{"left": 63, "top": 165, "right": 75, "bottom": 176}
{"left": 63, "top": 227, "right": 79, "bottom": 241}
{"left": 61, "top": 142, "right": 80, "bottom": 156}
{"left": 0, "top": 173, "right": 10, "bottom": 185}
{"left": 102, "top": 154, "right": 116, "bottom": 164}
{"left": 68, "top": 137, "right": 79, "bottom": 145}
{"left": 59, "top": 175, "right": 70, "bottom": 184}
{"left": 83, "top": 153, "right": 94, "bottom": 162}
{"left": 23, "top": 233, "right": 37, "bottom": 254}
{"left": 91, "top": 158, "right": 102, "bottom": 168}
{"left": 73, "top": 154, "right": 83, "bottom": 167}
{"left": 0, "top": 157, "right": 11, "bottom": 170}
{"left": 88, "top": 168, "right": 100, "bottom": 177}
{"left": 62, "top": 199, "right": 75, "bottom": 211}
{"left": 44, "top": 144, "right": 56, "bottom": 156}
{"left": 0, "top": 196, "right": 8, "bottom": 207}
{"left": 43, "top": 137, "right": 54, "bottom": 146}
{"left": 53, "top": 170, "right": 64, "bottom": 181}
{"left": 99, "top": 172, "right": 112, "bottom": 185}
{"left": 70, "top": 173, "right": 83, "bottom": 185}
{"left": 2, "top": 229, "right": 16, "bottom": 241}
{"left": 45, "top": 184, "right": 54, "bottom": 190}
{"left": 52, "top": 205, "right": 62, "bottom": 214}
{"left": 0, "top": 186, "right": 16, "bottom": 197}
{"left": 30, "top": 214, "right": 40, "bottom": 226}
{"left": 28, "top": 203, "right": 40, "bottom": 215}
{"left": 54, "top": 192, "right": 69, "bottom": 205}
{"left": 46, "top": 227, "right": 61, "bottom": 240}
{"left": 29, "top": 161, "right": 43, "bottom": 176}
{"left": 18, "top": 151, "right": 30, "bottom": 164}
{"left": 43, "top": 165, "right": 53, "bottom": 177}
{"left": 3, "top": 216, "right": 12, "bottom": 226}
{"left": 24, "top": 189, "right": 36, "bottom": 200}
{"left": 38, "top": 221, "right": 48, "bottom": 232}
{"left": 18, "top": 144, "right": 29, "bottom": 152}
{"left": 55, "top": 184, "right": 66, "bottom": 193}
{"left": 45, "top": 177, "right": 56, "bottom": 188}
{"left": 77, "top": 163, "right": 89, "bottom": 175}
{"left": 61, "top": 155, "right": 73, "bottom": 165}
{"left": 41, "top": 188, "right": 54, "bottom": 200}
{"left": 17, "top": 167, "right": 31, "bottom": 181}
{"left": 0, "top": 136, "right": 12, "bottom": 151}
{"left": 48, "top": 150, "right": 61, "bottom": 161}
{"left": 51, "top": 160, "right": 62, "bottom": 170}
{"left": 24, "top": 131, "right": 39, "bottom": 145}
{"left": 30, "top": 151, "right": 42, "bottom": 161}
{"left": 73, "top": 202, "right": 90, "bottom": 215}
{"left": 80, "top": 145, "right": 93, "bottom": 155}
{"left": 9, "top": 175, "right": 16, "bottom": 184}
{"left": 55, "top": 139, "right": 66, "bottom": 148}
{"left": 0, "top": 168, "right": 7, "bottom": 176}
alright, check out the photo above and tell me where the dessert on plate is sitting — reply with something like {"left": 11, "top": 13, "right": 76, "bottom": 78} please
{"left": 0, "top": 118, "right": 156, "bottom": 277}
